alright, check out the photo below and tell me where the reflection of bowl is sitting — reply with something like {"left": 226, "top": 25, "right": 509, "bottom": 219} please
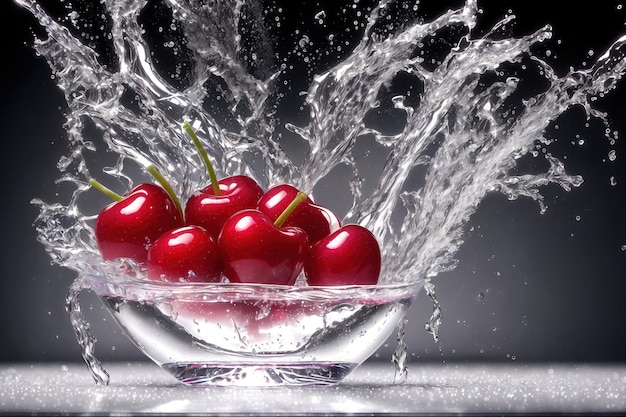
{"left": 85, "top": 271, "right": 422, "bottom": 386}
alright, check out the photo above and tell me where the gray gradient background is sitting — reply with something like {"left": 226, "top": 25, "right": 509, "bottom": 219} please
{"left": 0, "top": 0, "right": 624, "bottom": 365}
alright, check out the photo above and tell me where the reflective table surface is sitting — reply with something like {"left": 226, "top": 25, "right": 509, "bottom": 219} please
{"left": 1, "top": 362, "right": 624, "bottom": 415}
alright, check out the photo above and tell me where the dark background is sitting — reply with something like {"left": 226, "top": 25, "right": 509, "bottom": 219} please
{"left": 0, "top": 0, "right": 624, "bottom": 365}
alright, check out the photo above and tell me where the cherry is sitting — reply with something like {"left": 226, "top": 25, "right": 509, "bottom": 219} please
{"left": 182, "top": 121, "right": 264, "bottom": 238}
{"left": 92, "top": 179, "right": 184, "bottom": 263}
{"left": 256, "top": 183, "right": 340, "bottom": 244}
{"left": 146, "top": 225, "right": 221, "bottom": 282}
{"left": 218, "top": 192, "right": 309, "bottom": 285}
{"left": 185, "top": 175, "right": 264, "bottom": 239}
{"left": 304, "top": 224, "right": 381, "bottom": 286}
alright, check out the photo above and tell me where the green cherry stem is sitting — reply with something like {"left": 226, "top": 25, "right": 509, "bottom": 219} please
{"left": 146, "top": 164, "right": 184, "bottom": 220}
{"left": 89, "top": 178, "right": 123, "bottom": 201}
{"left": 182, "top": 121, "right": 221, "bottom": 196}
{"left": 274, "top": 192, "right": 307, "bottom": 228}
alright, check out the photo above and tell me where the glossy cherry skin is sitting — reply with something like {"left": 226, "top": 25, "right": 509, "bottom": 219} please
{"left": 217, "top": 209, "right": 308, "bottom": 285}
{"left": 94, "top": 183, "right": 184, "bottom": 263}
{"left": 184, "top": 175, "right": 264, "bottom": 239}
{"left": 256, "top": 184, "right": 340, "bottom": 244}
{"left": 304, "top": 224, "right": 381, "bottom": 286}
{"left": 146, "top": 226, "right": 221, "bottom": 282}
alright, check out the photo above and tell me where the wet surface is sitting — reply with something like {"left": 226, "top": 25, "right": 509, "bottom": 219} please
{"left": 1, "top": 362, "right": 624, "bottom": 415}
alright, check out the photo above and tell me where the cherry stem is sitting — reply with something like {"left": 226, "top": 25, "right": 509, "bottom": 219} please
{"left": 274, "top": 192, "right": 307, "bottom": 228}
{"left": 146, "top": 164, "right": 184, "bottom": 219}
{"left": 182, "top": 121, "right": 222, "bottom": 196}
{"left": 89, "top": 179, "right": 123, "bottom": 202}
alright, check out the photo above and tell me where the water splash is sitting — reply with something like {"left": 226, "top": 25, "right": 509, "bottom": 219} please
{"left": 391, "top": 317, "right": 409, "bottom": 384}
{"left": 65, "top": 276, "right": 110, "bottom": 385}
{"left": 423, "top": 280, "right": 442, "bottom": 343}
{"left": 19, "top": 0, "right": 626, "bottom": 383}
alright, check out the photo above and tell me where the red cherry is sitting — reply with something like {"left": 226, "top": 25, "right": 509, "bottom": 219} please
{"left": 304, "top": 224, "right": 381, "bottom": 286}
{"left": 257, "top": 184, "right": 340, "bottom": 243}
{"left": 146, "top": 225, "right": 221, "bottom": 282}
{"left": 94, "top": 183, "right": 184, "bottom": 263}
{"left": 184, "top": 175, "right": 263, "bottom": 239}
{"left": 181, "top": 122, "right": 264, "bottom": 238}
{"left": 217, "top": 209, "right": 308, "bottom": 285}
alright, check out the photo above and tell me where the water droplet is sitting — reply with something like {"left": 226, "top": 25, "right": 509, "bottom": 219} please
{"left": 608, "top": 149, "right": 617, "bottom": 161}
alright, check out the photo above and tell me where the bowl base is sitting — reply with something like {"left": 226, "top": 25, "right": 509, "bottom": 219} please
{"left": 162, "top": 362, "right": 356, "bottom": 386}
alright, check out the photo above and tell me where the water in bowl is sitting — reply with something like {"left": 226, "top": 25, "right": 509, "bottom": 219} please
{"left": 96, "top": 282, "right": 416, "bottom": 386}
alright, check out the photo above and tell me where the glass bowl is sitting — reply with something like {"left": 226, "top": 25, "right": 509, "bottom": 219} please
{"left": 84, "top": 270, "right": 422, "bottom": 386}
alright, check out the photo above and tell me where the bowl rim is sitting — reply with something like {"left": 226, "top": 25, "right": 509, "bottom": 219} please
{"left": 81, "top": 268, "right": 424, "bottom": 303}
